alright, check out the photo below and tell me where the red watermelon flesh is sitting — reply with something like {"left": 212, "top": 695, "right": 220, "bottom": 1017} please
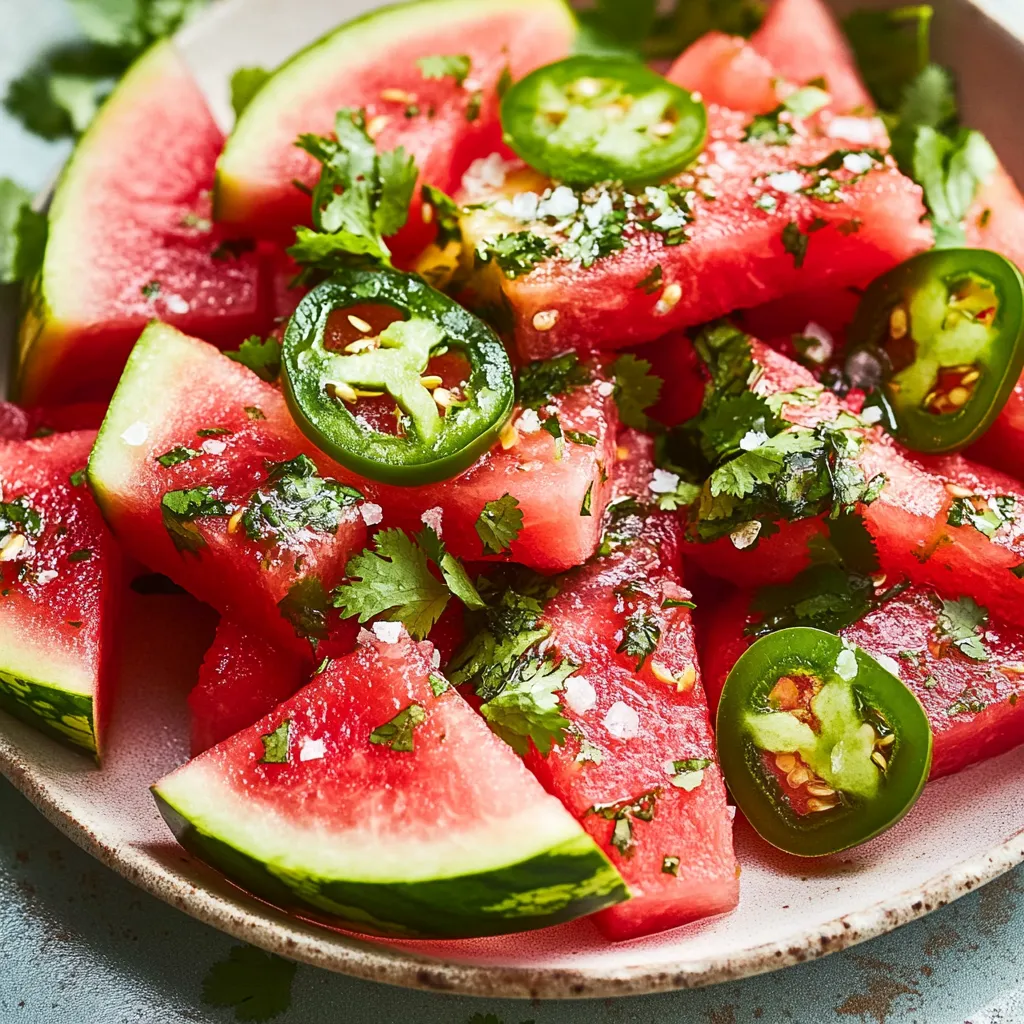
{"left": 461, "top": 106, "right": 928, "bottom": 362}
{"left": 0, "top": 402, "right": 110, "bottom": 442}
{"left": 214, "top": 0, "right": 576, "bottom": 252}
{"left": 16, "top": 42, "right": 272, "bottom": 406}
{"left": 88, "top": 323, "right": 369, "bottom": 657}
{"left": 521, "top": 435, "right": 738, "bottom": 939}
{"left": 700, "top": 585, "right": 1024, "bottom": 779}
{"left": 750, "top": 0, "right": 874, "bottom": 115}
{"left": 0, "top": 431, "right": 122, "bottom": 758}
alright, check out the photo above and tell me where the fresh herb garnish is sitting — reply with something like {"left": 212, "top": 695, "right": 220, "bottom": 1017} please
{"left": 567, "top": 430, "right": 598, "bottom": 446}
{"left": 662, "top": 855, "right": 681, "bottom": 875}
{"left": 637, "top": 264, "right": 663, "bottom": 293}
{"left": 224, "top": 335, "right": 282, "bottom": 382}
{"left": 278, "top": 577, "right": 330, "bottom": 641}
{"left": 611, "top": 354, "right": 663, "bottom": 431}
{"left": 586, "top": 790, "right": 660, "bottom": 858}
{"left": 229, "top": 65, "right": 270, "bottom": 117}
{"left": 475, "top": 232, "right": 554, "bottom": 279}
{"left": 781, "top": 220, "right": 827, "bottom": 268}
{"left": 68, "top": 548, "right": 93, "bottom": 563}
{"left": 0, "top": 178, "right": 47, "bottom": 284}
{"left": 475, "top": 494, "right": 523, "bottom": 555}
{"left": 369, "top": 703, "right": 427, "bottom": 752}
{"left": 945, "top": 687, "right": 987, "bottom": 716}
{"left": 421, "top": 184, "right": 463, "bottom": 249}
{"left": 843, "top": 5, "right": 932, "bottom": 110}
{"left": 0, "top": 496, "right": 43, "bottom": 541}
{"left": 156, "top": 446, "right": 202, "bottom": 468}
{"left": 744, "top": 86, "right": 831, "bottom": 145}
{"left": 417, "top": 54, "right": 471, "bottom": 86}
{"left": 580, "top": 483, "right": 594, "bottom": 517}
{"left": 69, "top": 468, "right": 88, "bottom": 487}
{"left": 428, "top": 672, "right": 450, "bottom": 697}
{"left": 665, "top": 757, "right": 712, "bottom": 791}
{"left": 259, "top": 720, "right": 290, "bottom": 764}
{"left": 517, "top": 353, "right": 593, "bottom": 410}
{"left": 202, "top": 944, "right": 297, "bottom": 1022}
{"left": 947, "top": 494, "right": 1016, "bottom": 540}
{"left": 617, "top": 610, "right": 661, "bottom": 671}
{"left": 160, "top": 486, "right": 229, "bottom": 554}
{"left": 935, "top": 595, "right": 991, "bottom": 662}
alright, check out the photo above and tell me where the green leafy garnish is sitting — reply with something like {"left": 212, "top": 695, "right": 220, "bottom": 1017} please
{"left": 201, "top": 944, "right": 296, "bottom": 1022}
{"left": 843, "top": 6, "right": 933, "bottom": 110}
{"left": 744, "top": 86, "right": 831, "bottom": 145}
{"left": 230, "top": 66, "right": 270, "bottom": 118}
{"left": 417, "top": 54, "right": 471, "bottom": 86}
{"left": 935, "top": 595, "right": 991, "bottom": 662}
{"left": 68, "top": 548, "right": 93, "bottom": 563}
{"left": 567, "top": 430, "right": 598, "bottom": 446}
{"left": 475, "top": 494, "right": 523, "bottom": 555}
{"left": 0, "top": 178, "right": 47, "bottom": 285}
{"left": 258, "top": 720, "right": 290, "bottom": 764}
{"left": 0, "top": 496, "right": 43, "bottom": 541}
{"left": 421, "top": 184, "right": 463, "bottom": 249}
{"left": 580, "top": 483, "right": 594, "bottom": 517}
{"left": 947, "top": 494, "right": 1016, "bottom": 540}
{"left": 369, "top": 703, "right": 427, "bottom": 752}
{"left": 586, "top": 790, "right": 659, "bottom": 858}
{"left": 945, "top": 687, "right": 987, "bottom": 716}
{"left": 289, "top": 108, "right": 418, "bottom": 280}
{"left": 475, "top": 232, "right": 554, "bottom": 279}
{"left": 611, "top": 354, "right": 663, "bottom": 431}
{"left": 781, "top": 220, "right": 828, "bottom": 268}
{"left": 278, "top": 577, "right": 330, "bottom": 641}
{"left": 70, "top": 468, "right": 88, "bottom": 487}
{"left": 665, "top": 757, "right": 712, "bottom": 791}
{"left": 637, "top": 265, "right": 663, "bottom": 293}
{"left": 334, "top": 527, "right": 482, "bottom": 640}
{"left": 517, "top": 353, "right": 593, "bottom": 410}
{"left": 160, "top": 486, "right": 228, "bottom": 554}
{"left": 242, "top": 455, "right": 363, "bottom": 545}
{"left": 224, "top": 335, "right": 282, "bottom": 382}
{"left": 428, "top": 672, "right": 450, "bottom": 697}
{"left": 662, "top": 855, "right": 680, "bottom": 875}
{"left": 156, "top": 446, "right": 202, "bottom": 468}
{"left": 617, "top": 610, "right": 661, "bottom": 670}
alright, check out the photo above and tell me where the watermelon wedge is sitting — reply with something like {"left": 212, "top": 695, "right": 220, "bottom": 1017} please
{"left": 16, "top": 42, "right": 272, "bottom": 406}
{"left": 154, "top": 629, "right": 627, "bottom": 938}
{"left": 0, "top": 431, "right": 121, "bottom": 758}
{"left": 87, "top": 322, "right": 369, "bottom": 656}
{"left": 214, "top": 0, "right": 576, "bottom": 252}
{"left": 750, "top": 0, "right": 874, "bottom": 115}
{"left": 700, "top": 585, "right": 1024, "bottom": 780}
{"left": 459, "top": 105, "right": 927, "bottom": 361}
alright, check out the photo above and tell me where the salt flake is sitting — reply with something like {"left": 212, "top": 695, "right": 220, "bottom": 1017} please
{"left": 603, "top": 701, "right": 639, "bottom": 740}
{"left": 120, "top": 421, "right": 149, "bottom": 447}
{"left": 372, "top": 621, "right": 403, "bottom": 645}
{"left": 299, "top": 737, "right": 326, "bottom": 762}
{"left": 564, "top": 676, "right": 597, "bottom": 714}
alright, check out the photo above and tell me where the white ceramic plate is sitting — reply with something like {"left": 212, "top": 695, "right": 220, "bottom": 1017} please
{"left": 3, "top": 0, "right": 1024, "bottom": 1001}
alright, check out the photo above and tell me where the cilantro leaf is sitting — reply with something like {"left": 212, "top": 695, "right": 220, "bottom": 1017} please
{"left": 369, "top": 703, "right": 427, "bottom": 752}
{"left": 843, "top": 6, "right": 933, "bottom": 110}
{"left": 475, "top": 495, "right": 523, "bottom": 555}
{"left": 517, "top": 353, "right": 593, "bottom": 410}
{"left": 415, "top": 525, "right": 485, "bottom": 612}
{"left": 0, "top": 179, "right": 47, "bottom": 285}
{"left": 278, "top": 577, "right": 331, "bottom": 641}
{"left": 421, "top": 184, "right": 463, "bottom": 249}
{"left": 611, "top": 354, "right": 663, "bottom": 430}
{"left": 242, "top": 455, "right": 363, "bottom": 544}
{"left": 744, "top": 87, "right": 830, "bottom": 145}
{"left": 576, "top": 0, "right": 658, "bottom": 56}
{"left": 935, "top": 596, "right": 991, "bottom": 662}
{"left": 160, "top": 486, "right": 228, "bottom": 554}
{"left": 617, "top": 610, "right": 660, "bottom": 670}
{"left": 586, "top": 790, "right": 659, "bottom": 858}
{"left": 201, "top": 945, "right": 296, "bottom": 1023}
{"left": 0, "top": 496, "right": 43, "bottom": 540}
{"left": 947, "top": 494, "right": 1016, "bottom": 540}
{"left": 479, "top": 654, "right": 574, "bottom": 756}
{"left": 225, "top": 335, "right": 282, "bottom": 382}
{"left": 782, "top": 222, "right": 811, "bottom": 268}
{"left": 259, "top": 721, "right": 290, "bottom": 764}
{"left": 665, "top": 756, "right": 712, "bottom": 791}
{"left": 417, "top": 54, "right": 471, "bottom": 86}
{"left": 230, "top": 66, "right": 270, "bottom": 118}
{"left": 475, "top": 232, "right": 554, "bottom": 279}
{"left": 156, "top": 446, "right": 202, "bottom": 468}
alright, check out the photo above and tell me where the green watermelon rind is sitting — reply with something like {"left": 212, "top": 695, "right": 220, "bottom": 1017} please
{"left": 0, "top": 667, "right": 97, "bottom": 757}
{"left": 152, "top": 780, "right": 628, "bottom": 939}
{"left": 214, "top": 0, "right": 577, "bottom": 223}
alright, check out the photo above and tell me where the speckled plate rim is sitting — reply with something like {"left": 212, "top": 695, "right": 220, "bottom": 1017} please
{"left": 2, "top": 733, "right": 1023, "bottom": 1001}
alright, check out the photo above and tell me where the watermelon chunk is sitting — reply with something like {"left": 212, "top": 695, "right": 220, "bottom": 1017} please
{"left": 154, "top": 629, "right": 627, "bottom": 938}
{"left": 0, "top": 432, "right": 121, "bottom": 758}
{"left": 214, "top": 0, "right": 576, "bottom": 251}
{"left": 750, "top": 0, "right": 874, "bottom": 115}
{"left": 459, "top": 107, "right": 928, "bottom": 361}
{"left": 87, "top": 322, "right": 369, "bottom": 655}
{"left": 513, "top": 432, "right": 738, "bottom": 940}
{"left": 16, "top": 42, "right": 271, "bottom": 406}
{"left": 700, "top": 585, "right": 1024, "bottom": 779}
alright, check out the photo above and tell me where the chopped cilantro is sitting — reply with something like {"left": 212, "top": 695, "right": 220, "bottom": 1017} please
{"left": 663, "top": 597, "right": 696, "bottom": 610}
{"left": 421, "top": 184, "right": 463, "bottom": 249}
{"left": 844, "top": 6, "right": 933, "bottom": 111}
{"left": 242, "top": 455, "right": 363, "bottom": 545}
{"left": 156, "top": 446, "right": 202, "bottom": 468}
{"left": 334, "top": 527, "right": 482, "bottom": 640}
{"left": 289, "top": 108, "right": 419, "bottom": 280}
{"left": 945, "top": 687, "right": 987, "bottom": 716}
{"left": 744, "top": 86, "right": 830, "bottom": 145}
{"left": 229, "top": 66, "right": 270, "bottom": 117}
{"left": 935, "top": 596, "right": 991, "bottom": 662}
{"left": 278, "top": 577, "right": 330, "bottom": 641}
{"left": 416, "top": 54, "right": 471, "bottom": 86}
{"left": 68, "top": 548, "right": 93, "bottom": 563}
{"left": 369, "top": 703, "right": 427, "bottom": 752}
{"left": 754, "top": 192, "right": 778, "bottom": 213}
{"left": 0, "top": 178, "right": 47, "bottom": 284}
{"left": 947, "top": 494, "right": 1016, "bottom": 540}
{"left": 465, "top": 89, "right": 483, "bottom": 122}
{"left": 617, "top": 610, "right": 661, "bottom": 671}
{"left": 781, "top": 222, "right": 815, "bottom": 268}
{"left": 197, "top": 427, "right": 232, "bottom": 438}
{"left": 567, "top": 430, "right": 598, "bottom": 446}
{"left": 637, "top": 265, "right": 664, "bottom": 293}
{"left": 244, "top": 406, "right": 266, "bottom": 421}
{"left": 662, "top": 855, "right": 680, "bottom": 876}
{"left": 202, "top": 944, "right": 296, "bottom": 1021}
{"left": 665, "top": 757, "right": 712, "bottom": 791}
{"left": 475, "top": 232, "right": 554, "bottom": 278}
{"left": 572, "top": 725, "right": 604, "bottom": 765}
{"left": 160, "top": 487, "right": 228, "bottom": 554}
{"left": 141, "top": 280, "right": 161, "bottom": 299}
{"left": 542, "top": 415, "right": 563, "bottom": 442}
{"left": 611, "top": 354, "right": 663, "bottom": 431}
{"left": 580, "top": 483, "right": 594, "bottom": 518}
{"left": 1012, "top": 563, "right": 1024, "bottom": 580}
{"left": 259, "top": 720, "right": 290, "bottom": 764}
{"left": 225, "top": 335, "right": 282, "bottom": 382}
{"left": 475, "top": 494, "right": 523, "bottom": 555}
{"left": 69, "top": 468, "right": 88, "bottom": 488}
{"left": 586, "top": 790, "right": 659, "bottom": 858}
{"left": 517, "top": 353, "right": 593, "bottom": 410}
{"left": 428, "top": 672, "right": 450, "bottom": 697}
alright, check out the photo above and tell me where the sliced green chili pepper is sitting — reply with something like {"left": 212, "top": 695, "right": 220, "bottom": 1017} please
{"left": 847, "top": 248, "right": 1024, "bottom": 453}
{"left": 500, "top": 56, "right": 707, "bottom": 187}
{"left": 282, "top": 268, "right": 515, "bottom": 486}
{"left": 717, "top": 627, "right": 932, "bottom": 857}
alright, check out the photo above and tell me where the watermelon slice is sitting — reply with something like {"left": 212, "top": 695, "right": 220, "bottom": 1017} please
{"left": 214, "top": 0, "right": 576, "bottom": 251}
{"left": 0, "top": 431, "right": 121, "bottom": 758}
{"left": 750, "top": 0, "right": 874, "bottom": 115}
{"left": 16, "top": 42, "right": 271, "bottom": 406}
{"left": 459, "top": 105, "right": 927, "bottom": 361}
{"left": 480, "top": 431, "right": 739, "bottom": 940}
{"left": 189, "top": 619, "right": 309, "bottom": 756}
{"left": 87, "top": 322, "right": 369, "bottom": 656}
{"left": 700, "top": 585, "right": 1024, "bottom": 780}
{"left": 154, "top": 629, "right": 627, "bottom": 938}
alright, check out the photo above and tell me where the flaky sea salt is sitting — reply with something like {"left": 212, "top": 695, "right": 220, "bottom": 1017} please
{"left": 564, "top": 676, "right": 597, "bottom": 714}
{"left": 603, "top": 701, "right": 639, "bottom": 740}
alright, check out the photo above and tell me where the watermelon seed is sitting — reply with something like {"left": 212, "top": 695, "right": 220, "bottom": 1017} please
{"left": 532, "top": 310, "right": 559, "bottom": 332}
{"left": 0, "top": 534, "right": 26, "bottom": 561}
{"left": 380, "top": 88, "right": 416, "bottom": 105}
{"left": 655, "top": 283, "right": 682, "bottom": 315}
{"left": 366, "top": 116, "right": 390, "bottom": 139}
{"left": 227, "top": 510, "right": 244, "bottom": 535}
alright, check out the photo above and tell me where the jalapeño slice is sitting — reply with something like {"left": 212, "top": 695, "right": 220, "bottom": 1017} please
{"left": 717, "top": 628, "right": 932, "bottom": 857}
{"left": 847, "top": 248, "right": 1024, "bottom": 453}
{"left": 501, "top": 56, "right": 707, "bottom": 186}
{"left": 281, "top": 268, "right": 515, "bottom": 486}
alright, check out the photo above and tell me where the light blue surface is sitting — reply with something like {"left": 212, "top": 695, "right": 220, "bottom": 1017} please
{"left": 2, "top": 2, "right": 1024, "bottom": 1021}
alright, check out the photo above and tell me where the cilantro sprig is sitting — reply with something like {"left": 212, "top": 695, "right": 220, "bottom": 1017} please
{"left": 0, "top": 179, "right": 47, "bottom": 285}
{"left": 475, "top": 495, "right": 523, "bottom": 555}
{"left": 225, "top": 335, "right": 282, "bottom": 382}
{"left": 517, "top": 353, "right": 593, "bottom": 410}
{"left": 160, "top": 486, "right": 229, "bottom": 554}
{"left": 935, "top": 595, "right": 991, "bottom": 662}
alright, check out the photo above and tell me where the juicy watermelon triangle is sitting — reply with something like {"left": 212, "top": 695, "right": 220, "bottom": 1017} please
{"left": 154, "top": 631, "right": 628, "bottom": 938}
{"left": 214, "top": 0, "right": 577, "bottom": 253}
{"left": 16, "top": 41, "right": 271, "bottom": 406}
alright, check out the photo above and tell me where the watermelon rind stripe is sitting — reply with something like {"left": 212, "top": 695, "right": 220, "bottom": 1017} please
{"left": 0, "top": 668, "right": 97, "bottom": 757}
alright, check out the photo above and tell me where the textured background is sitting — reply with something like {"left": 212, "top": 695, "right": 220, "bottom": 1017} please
{"left": 2, "top": 0, "right": 1024, "bottom": 1021}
